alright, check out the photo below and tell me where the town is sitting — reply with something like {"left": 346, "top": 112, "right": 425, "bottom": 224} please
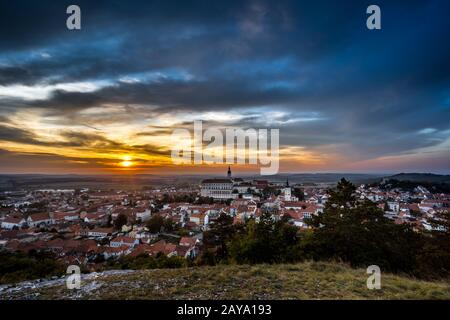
{"left": 0, "top": 168, "right": 449, "bottom": 274}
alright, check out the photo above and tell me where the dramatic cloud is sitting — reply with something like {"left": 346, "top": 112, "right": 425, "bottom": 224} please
{"left": 0, "top": 0, "right": 449, "bottom": 174}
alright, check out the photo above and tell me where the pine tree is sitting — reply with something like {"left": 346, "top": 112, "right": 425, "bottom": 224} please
{"left": 203, "top": 212, "right": 235, "bottom": 261}
{"left": 307, "top": 178, "right": 421, "bottom": 273}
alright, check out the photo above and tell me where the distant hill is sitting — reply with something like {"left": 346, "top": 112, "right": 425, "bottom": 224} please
{"left": 385, "top": 173, "right": 450, "bottom": 184}
{"left": 0, "top": 174, "right": 200, "bottom": 191}
{"left": 248, "top": 173, "right": 385, "bottom": 185}
{"left": 1, "top": 262, "right": 449, "bottom": 300}
{"left": 0, "top": 173, "right": 385, "bottom": 191}
{"left": 1, "top": 173, "right": 448, "bottom": 191}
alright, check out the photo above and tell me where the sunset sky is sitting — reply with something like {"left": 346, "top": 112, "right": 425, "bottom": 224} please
{"left": 0, "top": 0, "right": 450, "bottom": 175}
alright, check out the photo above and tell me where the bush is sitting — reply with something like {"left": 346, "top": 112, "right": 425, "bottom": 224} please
{"left": 0, "top": 251, "right": 65, "bottom": 284}
{"left": 107, "top": 253, "right": 186, "bottom": 270}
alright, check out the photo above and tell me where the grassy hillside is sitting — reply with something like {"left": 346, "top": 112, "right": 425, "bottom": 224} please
{"left": 1, "top": 262, "right": 449, "bottom": 300}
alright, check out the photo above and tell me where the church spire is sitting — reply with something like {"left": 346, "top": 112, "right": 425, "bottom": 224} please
{"left": 227, "top": 166, "right": 232, "bottom": 178}
{"left": 286, "top": 177, "right": 289, "bottom": 187}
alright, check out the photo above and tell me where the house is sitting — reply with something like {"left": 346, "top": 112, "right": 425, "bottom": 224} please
{"left": 101, "top": 245, "right": 130, "bottom": 259}
{"left": 63, "top": 239, "right": 82, "bottom": 252}
{"left": 178, "top": 237, "right": 200, "bottom": 259}
{"left": 83, "top": 213, "right": 106, "bottom": 224}
{"left": 189, "top": 213, "right": 209, "bottom": 226}
{"left": 47, "top": 238, "right": 65, "bottom": 252}
{"left": 253, "top": 180, "right": 269, "bottom": 191}
{"left": 1, "top": 217, "right": 26, "bottom": 230}
{"left": 387, "top": 201, "right": 400, "bottom": 212}
{"left": 129, "top": 244, "right": 153, "bottom": 257}
{"left": 283, "top": 209, "right": 308, "bottom": 228}
{"left": 88, "top": 227, "right": 114, "bottom": 238}
{"left": 147, "top": 240, "right": 177, "bottom": 257}
{"left": 110, "top": 236, "right": 139, "bottom": 248}
{"left": 300, "top": 205, "right": 322, "bottom": 218}
{"left": 27, "top": 213, "right": 54, "bottom": 227}
{"left": 135, "top": 209, "right": 152, "bottom": 222}
{"left": 179, "top": 236, "right": 198, "bottom": 247}
{"left": 282, "top": 201, "right": 307, "bottom": 210}
{"left": 53, "top": 211, "right": 80, "bottom": 222}
{"left": 174, "top": 245, "right": 199, "bottom": 259}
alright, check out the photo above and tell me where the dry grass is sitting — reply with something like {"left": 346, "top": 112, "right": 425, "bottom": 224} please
{"left": 3, "top": 261, "right": 450, "bottom": 300}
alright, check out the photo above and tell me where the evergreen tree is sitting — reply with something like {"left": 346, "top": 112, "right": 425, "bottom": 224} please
{"left": 202, "top": 212, "right": 236, "bottom": 262}
{"left": 306, "top": 179, "right": 421, "bottom": 273}
{"left": 415, "top": 210, "right": 450, "bottom": 279}
{"left": 146, "top": 215, "right": 165, "bottom": 233}
{"left": 114, "top": 213, "right": 128, "bottom": 230}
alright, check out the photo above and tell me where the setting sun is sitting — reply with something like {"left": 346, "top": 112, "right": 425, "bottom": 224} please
{"left": 120, "top": 155, "right": 133, "bottom": 167}
{"left": 120, "top": 161, "right": 133, "bottom": 167}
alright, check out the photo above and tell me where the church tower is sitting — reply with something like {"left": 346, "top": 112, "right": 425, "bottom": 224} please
{"left": 227, "top": 166, "right": 232, "bottom": 178}
{"left": 283, "top": 177, "right": 291, "bottom": 201}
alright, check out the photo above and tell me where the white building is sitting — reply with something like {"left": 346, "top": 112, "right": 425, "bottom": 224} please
{"left": 1, "top": 217, "right": 26, "bottom": 229}
{"left": 200, "top": 178, "right": 235, "bottom": 200}
{"left": 88, "top": 228, "right": 113, "bottom": 238}
{"left": 387, "top": 201, "right": 400, "bottom": 212}
{"left": 135, "top": 209, "right": 152, "bottom": 222}
{"left": 110, "top": 236, "right": 139, "bottom": 248}
{"left": 27, "top": 213, "right": 54, "bottom": 227}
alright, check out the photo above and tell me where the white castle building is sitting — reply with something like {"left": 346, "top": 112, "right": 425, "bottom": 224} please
{"left": 200, "top": 167, "right": 237, "bottom": 200}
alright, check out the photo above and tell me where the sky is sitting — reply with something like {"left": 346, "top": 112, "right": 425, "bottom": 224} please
{"left": 0, "top": 0, "right": 449, "bottom": 175}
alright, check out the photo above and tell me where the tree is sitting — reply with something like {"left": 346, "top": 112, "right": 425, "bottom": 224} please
{"left": 292, "top": 188, "right": 305, "bottom": 201}
{"left": 229, "top": 211, "right": 299, "bottom": 264}
{"left": 163, "top": 217, "right": 177, "bottom": 232}
{"left": 105, "top": 214, "right": 113, "bottom": 227}
{"left": 325, "top": 178, "right": 357, "bottom": 208}
{"left": 114, "top": 213, "right": 128, "bottom": 230}
{"left": 415, "top": 210, "right": 450, "bottom": 279}
{"left": 306, "top": 179, "right": 421, "bottom": 273}
{"left": 202, "top": 212, "right": 236, "bottom": 262}
{"left": 146, "top": 215, "right": 165, "bottom": 233}
{"left": 0, "top": 251, "right": 65, "bottom": 284}
{"left": 195, "top": 197, "right": 214, "bottom": 205}
{"left": 262, "top": 186, "right": 280, "bottom": 199}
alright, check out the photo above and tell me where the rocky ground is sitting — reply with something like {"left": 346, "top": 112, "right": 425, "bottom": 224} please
{"left": 1, "top": 262, "right": 449, "bottom": 300}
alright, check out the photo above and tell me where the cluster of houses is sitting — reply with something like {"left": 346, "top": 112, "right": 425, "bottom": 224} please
{"left": 357, "top": 184, "right": 450, "bottom": 231}
{"left": 1, "top": 172, "right": 449, "bottom": 270}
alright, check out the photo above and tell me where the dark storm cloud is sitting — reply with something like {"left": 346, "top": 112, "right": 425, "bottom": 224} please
{"left": 0, "top": 0, "right": 450, "bottom": 168}
{"left": 28, "top": 78, "right": 299, "bottom": 112}
{"left": 0, "top": 124, "right": 37, "bottom": 144}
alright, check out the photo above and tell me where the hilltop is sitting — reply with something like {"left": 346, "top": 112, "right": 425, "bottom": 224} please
{"left": 385, "top": 173, "right": 450, "bottom": 183}
{"left": 1, "top": 262, "right": 449, "bottom": 300}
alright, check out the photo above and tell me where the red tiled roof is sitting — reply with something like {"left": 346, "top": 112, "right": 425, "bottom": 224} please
{"left": 28, "top": 213, "right": 51, "bottom": 221}
{"left": 179, "top": 237, "right": 197, "bottom": 247}
{"left": 2, "top": 217, "right": 23, "bottom": 224}
{"left": 89, "top": 227, "right": 113, "bottom": 234}
{"left": 202, "top": 178, "right": 233, "bottom": 184}
{"left": 111, "top": 236, "right": 136, "bottom": 244}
